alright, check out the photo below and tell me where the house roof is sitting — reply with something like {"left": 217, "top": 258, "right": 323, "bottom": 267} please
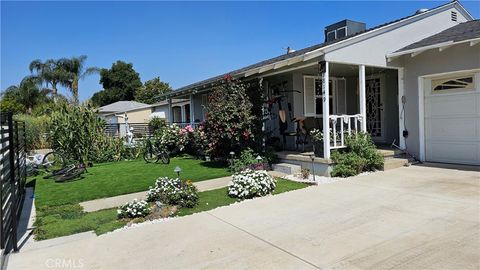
{"left": 167, "top": 1, "right": 471, "bottom": 96}
{"left": 395, "top": 20, "right": 480, "bottom": 52}
{"left": 151, "top": 98, "right": 189, "bottom": 107}
{"left": 98, "top": 101, "right": 151, "bottom": 113}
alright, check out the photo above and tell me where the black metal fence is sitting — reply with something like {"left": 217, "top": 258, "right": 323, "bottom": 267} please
{"left": 0, "top": 113, "right": 26, "bottom": 254}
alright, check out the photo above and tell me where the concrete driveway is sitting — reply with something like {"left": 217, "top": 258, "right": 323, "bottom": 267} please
{"left": 8, "top": 165, "right": 480, "bottom": 269}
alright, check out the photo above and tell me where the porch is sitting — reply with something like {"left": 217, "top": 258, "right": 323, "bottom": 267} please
{"left": 163, "top": 60, "right": 401, "bottom": 161}
{"left": 262, "top": 61, "right": 400, "bottom": 159}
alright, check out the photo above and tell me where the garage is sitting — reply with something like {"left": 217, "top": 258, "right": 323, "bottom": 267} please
{"left": 424, "top": 71, "right": 480, "bottom": 165}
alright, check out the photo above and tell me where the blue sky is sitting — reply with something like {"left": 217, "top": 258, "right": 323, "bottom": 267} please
{"left": 2, "top": 1, "right": 479, "bottom": 102}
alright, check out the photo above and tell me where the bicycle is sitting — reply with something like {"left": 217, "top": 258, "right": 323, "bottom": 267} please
{"left": 143, "top": 138, "right": 170, "bottom": 164}
{"left": 41, "top": 151, "right": 66, "bottom": 172}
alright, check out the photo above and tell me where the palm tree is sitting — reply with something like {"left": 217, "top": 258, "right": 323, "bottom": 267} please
{"left": 59, "top": 55, "right": 98, "bottom": 105}
{"left": 3, "top": 76, "right": 49, "bottom": 114}
{"left": 29, "top": 59, "right": 69, "bottom": 102}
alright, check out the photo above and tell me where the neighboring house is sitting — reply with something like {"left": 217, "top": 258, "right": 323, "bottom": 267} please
{"left": 151, "top": 98, "right": 191, "bottom": 124}
{"left": 160, "top": 1, "right": 479, "bottom": 167}
{"left": 98, "top": 99, "right": 191, "bottom": 124}
{"left": 98, "top": 101, "right": 152, "bottom": 124}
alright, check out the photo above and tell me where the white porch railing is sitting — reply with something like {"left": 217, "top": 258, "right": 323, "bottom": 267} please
{"left": 329, "top": 114, "right": 363, "bottom": 149}
{"left": 172, "top": 122, "right": 200, "bottom": 129}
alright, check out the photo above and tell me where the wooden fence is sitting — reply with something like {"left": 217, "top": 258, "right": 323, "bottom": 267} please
{"left": 0, "top": 113, "right": 26, "bottom": 254}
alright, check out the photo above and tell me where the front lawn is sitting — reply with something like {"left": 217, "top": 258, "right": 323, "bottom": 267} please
{"left": 32, "top": 178, "right": 310, "bottom": 240}
{"left": 32, "top": 156, "right": 230, "bottom": 207}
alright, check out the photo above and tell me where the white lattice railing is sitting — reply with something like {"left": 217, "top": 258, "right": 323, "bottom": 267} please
{"left": 329, "top": 114, "right": 363, "bottom": 149}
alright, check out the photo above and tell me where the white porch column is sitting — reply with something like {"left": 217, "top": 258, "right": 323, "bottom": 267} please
{"left": 322, "top": 61, "right": 331, "bottom": 159}
{"left": 168, "top": 98, "right": 173, "bottom": 123}
{"left": 189, "top": 94, "right": 194, "bottom": 125}
{"left": 359, "top": 65, "right": 367, "bottom": 132}
{"left": 181, "top": 105, "right": 186, "bottom": 123}
{"left": 397, "top": 68, "right": 406, "bottom": 149}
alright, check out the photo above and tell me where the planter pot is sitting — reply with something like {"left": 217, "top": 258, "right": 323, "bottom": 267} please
{"left": 313, "top": 142, "right": 324, "bottom": 158}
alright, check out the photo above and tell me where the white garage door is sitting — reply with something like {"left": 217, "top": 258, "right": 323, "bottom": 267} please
{"left": 424, "top": 72, "right": 480, "bottom": 165}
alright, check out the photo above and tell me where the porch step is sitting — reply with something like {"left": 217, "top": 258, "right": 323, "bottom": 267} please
{"left": 272, "top": 163, "right": 302, "bottom": 175}
{"left": 382, "top": 157, "right": 409, "bottom": 171}
{"left": 376, "top": 148, "right": 403, "bottom": 159}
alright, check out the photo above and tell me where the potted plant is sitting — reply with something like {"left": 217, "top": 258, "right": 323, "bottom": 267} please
{"left": 310, "top": 129, "right": 324, "bottom": 157}
{"left": 301, "top": 168, "right": 310, "bottom": 179}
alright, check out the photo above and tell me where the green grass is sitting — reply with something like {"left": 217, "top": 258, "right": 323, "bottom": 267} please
{"left": 34, "top": 205, "right": 126, "bottom": 240}
{"left": 31, "top": 156, "right": 229, "bottom": 207}
{"left": 175, "top": 179, "right": 310, "bottom": 217}
{"left": 33, "top": 178, "right": 310, "bottom": 240}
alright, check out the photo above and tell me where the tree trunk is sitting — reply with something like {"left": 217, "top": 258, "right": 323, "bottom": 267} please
{"left": 72, "top": 77, "right": 79, "bottom": 105}
{"left": 52, "top": 84, "right": 58, "bottom": 103}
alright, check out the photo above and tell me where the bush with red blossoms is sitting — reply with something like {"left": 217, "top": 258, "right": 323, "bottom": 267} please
{"left": 203, "top": 77, "right": 256, "bottom": 158}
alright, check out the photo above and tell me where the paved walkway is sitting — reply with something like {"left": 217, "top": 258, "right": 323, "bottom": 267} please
{"left": 10, "top": 165, "right": 479, "bottom": 269}
{"left": 80, "top": 176, "right": 233, "bottom": 212}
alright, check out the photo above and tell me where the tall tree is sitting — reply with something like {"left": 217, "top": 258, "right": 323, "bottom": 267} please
{"left": 134, "top": 77, "right": 172, "bottom": 104}
{"left": 1, "top": 76, "right": 49, "bottom": 114}
{"left": 91, "top": 61, "right": 142, "bottom": 106}
{"left": 29, "top": 59, "right": 69, "bottom": 102}
{"left": 59, "top": 55, "right": 98, "bottom": 104}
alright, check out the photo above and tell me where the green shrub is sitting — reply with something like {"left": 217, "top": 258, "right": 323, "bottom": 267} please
{"left": 1, "top": 99, "right": 25, "bottom": 114}
{"left": 49, "top": 104, "right": 138, "bottom": 164}
{"left": 148, "top": 117, "right": 166, "bottom": 132}
{"left": 14, "top": 114, "right": 51, "bottom": 150}
{"left": 228, "top": 169, "right": 276, "bottom": 199}
{"left": 229, "top": 148, "right": 257, "bottom": 172}
{"left": 146, "top": 177, "right": 198, "bottom": 208}
{"left": 331, "top": 151, "right": 365, "bottom": 177}
{"left": 331, "top": 133, "right": 383, "bottom": 177}
{"left": 117, "top": 199, "right": 151, "bottom": 219}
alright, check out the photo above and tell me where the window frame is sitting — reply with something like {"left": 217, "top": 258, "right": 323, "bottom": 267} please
{"left": 303, "top": 75, "right": 346, "bottom": 117}
{"left": 431, "top": 73, "right": 475, "bottom": 94}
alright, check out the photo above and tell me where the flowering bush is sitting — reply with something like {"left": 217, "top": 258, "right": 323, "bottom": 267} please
{"left": 203, "top": 77, "right": 256, "bottom": 157}
{"left": 228, "top": 169, "right": 276, "bottom": 199}
{"left": 189, "top": 125, "right": 209, "bottom": 157}
{"left": 146, "top": 177, "right": 198, "bottom": 208}
{"left": 155, "top": 124, "right": 188, "bottom": 152}
{"left": 117, "top": 199, "right": 151, "bottom": 219}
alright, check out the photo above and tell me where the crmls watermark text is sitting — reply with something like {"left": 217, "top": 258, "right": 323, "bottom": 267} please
{"left": 45, "top": 258, "right": 85, "bottom": 269}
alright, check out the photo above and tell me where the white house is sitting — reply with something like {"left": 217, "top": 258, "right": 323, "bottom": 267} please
{"left": 160, "top": 1, "right": 479, "bottom": 169}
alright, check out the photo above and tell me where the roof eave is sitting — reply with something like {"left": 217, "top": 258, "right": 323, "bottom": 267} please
{"left": 164, "top": 0, "right": 468, "bottom": 97}
{"left": 386, "top": 37, "right": 480, "bottom": 61}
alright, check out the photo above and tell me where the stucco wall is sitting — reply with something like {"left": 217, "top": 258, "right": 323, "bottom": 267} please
{"left": 153, "top": 104, "right": 170, "bottom": 121}
{"left": 126, "top": 108, "right": 153, "bottom": 123}
{"left": 325, "top": 5, "right": 469, "bottom": 67}
{"left": 397, "top": 43, "right": 480, "bottom": 158}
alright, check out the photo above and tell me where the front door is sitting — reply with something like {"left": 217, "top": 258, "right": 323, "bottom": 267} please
{"left": 366, "top": 75, "right": 385, "bottom": 141}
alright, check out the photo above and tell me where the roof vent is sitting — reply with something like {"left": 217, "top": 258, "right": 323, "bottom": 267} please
{"left": 451, "top": 11, "right": 458, "bottom": 22}
{"left": 285, "top": 46, "right": 296, "bottom": 54}
{"left": 324, "top": 20, "right": 366, "bottom": 42}
{"left": 415, "top": 8, "right": 429, "bottom": 14}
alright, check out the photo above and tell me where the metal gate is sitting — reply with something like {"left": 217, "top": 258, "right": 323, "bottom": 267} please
{"left": 0, "top": 112, "right": 26, "bottom": 254}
